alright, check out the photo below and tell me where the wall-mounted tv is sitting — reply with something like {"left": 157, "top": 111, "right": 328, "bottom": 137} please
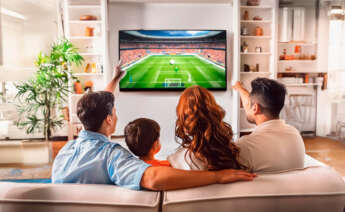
{"left": 119, "top": 30, "right": 227, "bottom": 91}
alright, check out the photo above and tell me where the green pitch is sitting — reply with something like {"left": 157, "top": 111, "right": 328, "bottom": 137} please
{"left": 119, "top": 55, "right": 226, "bottom": 89}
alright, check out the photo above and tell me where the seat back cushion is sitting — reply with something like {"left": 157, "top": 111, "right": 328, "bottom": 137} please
{"left": 0, "top": 183, "right": 160, "bottom": 212}
{"left": 163, "top": 166, "right": 345, "bottom": 212}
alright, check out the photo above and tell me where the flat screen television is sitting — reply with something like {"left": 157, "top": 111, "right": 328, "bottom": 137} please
{"left": 119, "top": 30, "right": 227, "bottom": 91}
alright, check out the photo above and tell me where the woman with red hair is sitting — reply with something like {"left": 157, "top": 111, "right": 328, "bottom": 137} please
{"left": 168, "top": 85, "right": 246, "bottom": 171}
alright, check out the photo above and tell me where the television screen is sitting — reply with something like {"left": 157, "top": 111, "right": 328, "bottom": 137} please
{"left": 119, "top": 30, "right": 227, "bottom": 91}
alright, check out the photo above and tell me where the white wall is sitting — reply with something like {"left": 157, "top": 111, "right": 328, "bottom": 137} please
{"left": 108, "top": 2, "right": 233, "bottom": 158}
{"left": 1, "top": 3, "right": 58, "bottom": 69}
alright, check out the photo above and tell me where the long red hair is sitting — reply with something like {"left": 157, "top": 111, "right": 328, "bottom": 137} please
{"left": 175, "top": 85, "right": 245, "bottom": 170}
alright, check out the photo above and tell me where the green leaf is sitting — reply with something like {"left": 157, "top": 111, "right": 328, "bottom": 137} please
{"left": 15, "top": 38, "right": 84, "bottom": 139}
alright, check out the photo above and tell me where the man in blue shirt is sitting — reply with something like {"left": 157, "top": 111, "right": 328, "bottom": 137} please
{"left": 52, "top": 64, "right": 256, "bottom": 191}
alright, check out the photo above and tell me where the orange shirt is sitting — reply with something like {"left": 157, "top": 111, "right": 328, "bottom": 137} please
{"left": 144, "top": 159, "right": 171, "bottom": 167}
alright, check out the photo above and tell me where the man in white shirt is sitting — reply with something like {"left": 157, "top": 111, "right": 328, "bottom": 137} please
{"left": 233, "top": 78, "right": 305, "bottom": 173}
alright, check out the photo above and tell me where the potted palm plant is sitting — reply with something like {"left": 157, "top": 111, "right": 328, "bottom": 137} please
{"left": 15, "top": 39, "right": 83, "bottom": 141}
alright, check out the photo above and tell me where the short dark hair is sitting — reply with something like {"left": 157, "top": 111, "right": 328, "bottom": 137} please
{"left": 77, "top": 91, "right": 114, "bottom": 132}
{"left": 124, "top": 118, "right": 160, "bottom": 157}
{"left": 250, "top": 78, "right": 287, "bottom": 118}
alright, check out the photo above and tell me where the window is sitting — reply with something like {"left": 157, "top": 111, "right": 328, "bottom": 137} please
{"left": 0, "top": 0, "right": 58, "bottom": 139}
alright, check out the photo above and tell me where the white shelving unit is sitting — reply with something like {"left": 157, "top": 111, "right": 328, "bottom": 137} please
{"left": 63, "top": 0, "right": 109, "bottom": 140}
{"left": 233, "top": 0, "right": 278, "bottom": 137}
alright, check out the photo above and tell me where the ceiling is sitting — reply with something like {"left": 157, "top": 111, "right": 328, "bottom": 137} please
{"left": 0, "top": 0, "right": 57, "bottom": 19}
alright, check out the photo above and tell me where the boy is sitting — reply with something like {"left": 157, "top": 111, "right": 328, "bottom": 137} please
{"left": 125, "top": 118, "right": 170, "bottom": 167}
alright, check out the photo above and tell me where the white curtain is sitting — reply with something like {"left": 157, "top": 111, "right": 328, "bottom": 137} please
{"left": 328, "top": 19, "right": 345, "bottom": 99}
{"left": 328, "top": 16, "right": 345, "bottom": 136}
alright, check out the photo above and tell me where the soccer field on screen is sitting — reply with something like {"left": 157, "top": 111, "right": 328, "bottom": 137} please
{"left": 119, "top": 55, "right": 226, "bottom": 89}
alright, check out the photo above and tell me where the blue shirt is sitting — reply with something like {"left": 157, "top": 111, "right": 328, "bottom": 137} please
{"left": 52, "top": 130, "right": 151, "bottom": 190}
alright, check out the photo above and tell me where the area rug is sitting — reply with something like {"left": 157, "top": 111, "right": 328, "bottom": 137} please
{"left": 0, "top": 164, "right": 51, "bottom": 180}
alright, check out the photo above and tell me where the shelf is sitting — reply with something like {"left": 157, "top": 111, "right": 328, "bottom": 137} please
{"left": 68, "top": 5, "right": 101, "bottom": 9}
{"left": 241, "top": 52, "right": 271, "bottom": 55}
{"left": 241, "top": 36, "right": 272, "bottom": 39}
{"left": 282, "top": 83, "right": 322, "bottom": 87}
{"left": 74, "top": 73, "right": 103, "bottom": 76}
{"left": 240, "top": 128, "right": 255, "bottom": 133}
{"left": 240, "top": 5, "right": 272, "bottom": 9}
{"left": 69, "top": 36, "right": 102, "bottom": 40}
{"left": 79, "top": 53, "right": 102, "bottom": 56}
{"left": 240, "top": 20, "right": 272, "bottom": 23}
{"left": 279, "top": 60, "right": 317, "bottom": 63}
{"left": 70, "top": 94, "right": 84, "bottom": 97}
{"left": 278, "top": 71, "right": 326, "bottom": 74}
{"left": 109, "top": 0, "right": 232, "bottom": 2}
{"left": 69, "top": 20, "right": 102, "bottom": 24}
{"left": 279, "top": 42, "right": 317, "bottom": 46}
{"left": 241, "top": 72, "right": 271, "bottom": 74}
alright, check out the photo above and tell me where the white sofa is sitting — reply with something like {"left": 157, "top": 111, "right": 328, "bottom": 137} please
{"left": 163, "top": 166, "right": 345, "bottom": 212}
{"left": 0, "top": 158, "right": 344, "bottom": 212}
{"left": 0, "top": 183, "right": 160, "bottom": 212}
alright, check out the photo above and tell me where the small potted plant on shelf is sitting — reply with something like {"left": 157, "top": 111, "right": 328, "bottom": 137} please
{"left": 15, "top": 39, "right": 84, "bottom": 141}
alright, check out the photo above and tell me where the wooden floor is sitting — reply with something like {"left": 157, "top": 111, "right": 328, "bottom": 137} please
{"left": 304, "top": 136, "right": 345, "bottom": 177}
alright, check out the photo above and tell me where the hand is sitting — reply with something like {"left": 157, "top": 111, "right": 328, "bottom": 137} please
{"left": 232, "top": 81, "right": 244, "bottom": 91}
{"left": 215, "top": 169, "right": 256, "bottom": 184}
{"left": 114, "top": 60, "right": 125, "bottom": 81}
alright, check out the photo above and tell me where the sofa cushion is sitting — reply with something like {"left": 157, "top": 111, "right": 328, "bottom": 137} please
{"left": 163, "top": 166, "right": 345, "bottom": 212}
{"left": 304, "top": 154, "right": 327, "bottom": 167}
{"left": 0, "top": 183, "right": 160, "bottom": 212}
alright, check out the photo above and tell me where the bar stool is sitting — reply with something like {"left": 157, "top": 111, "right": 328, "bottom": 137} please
{"left": 335, "top": 113, "right": 345, "bottom": 140}
{"left": 287, "top": 93, "right": 315, "bottom": 133}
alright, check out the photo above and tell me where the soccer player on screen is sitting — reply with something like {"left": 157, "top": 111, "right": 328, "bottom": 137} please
{"left": 174, "top": 66, "right": 179, "bottom": 73}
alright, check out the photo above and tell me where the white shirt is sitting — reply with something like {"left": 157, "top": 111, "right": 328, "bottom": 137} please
{"left": 52, "top": 130, "right": 150, "bottom": 190}
{"left": 168, "top": 148, "right": 207, "bottom": 170}
{"left": 236, "top": 119, "right": 305, "bottom": 173}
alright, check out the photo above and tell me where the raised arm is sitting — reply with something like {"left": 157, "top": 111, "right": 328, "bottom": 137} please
{"left": 104, "top": 61, "right": 125, "bottom": 93}
{"left": 232, "top": 81, "right": 251, "bottom": 112}
{"left": 141, "top": 166, "right": 256, "bottom": 191}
